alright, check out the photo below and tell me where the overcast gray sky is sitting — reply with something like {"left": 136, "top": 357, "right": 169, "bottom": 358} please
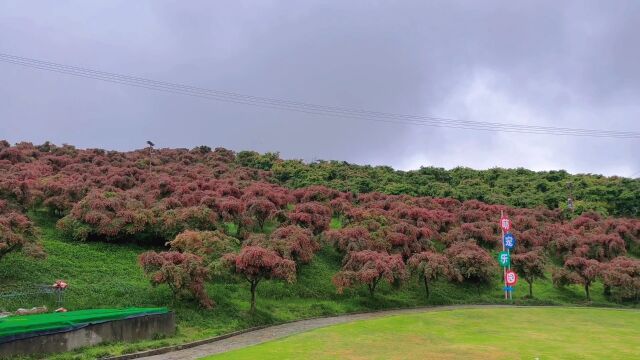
{"left": 1, "top": 1, "right": 639, "bottom": 176}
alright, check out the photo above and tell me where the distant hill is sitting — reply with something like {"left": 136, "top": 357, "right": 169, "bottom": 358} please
{"left": 236, "top": 150, "right": 640, "bottom": 217}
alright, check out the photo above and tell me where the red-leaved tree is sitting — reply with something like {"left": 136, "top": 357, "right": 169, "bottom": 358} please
{"left": 329, "top": 198, "right": 352, "bottom": 219}
{"left": 407, "top": 251, "right": 452, "bottom": 297}
{"left": 445, "top": 241, "right": 495, "bottom": 289}
{"left": 0, "top": 200, "right": 45, "bottom": 261}
{"left": 58, "top": 189, "right": 154, "bottom": 241}
{"left": 223, "top": 246, "right": 296, "bottom": 311}
{"left": 555, "top": 257, "right": 601, "bottom": 301}
{"left": 573, "top": 234, "right": 626, "bottom": 262}
{"left": 599, "top": 257, "right": 640, "bottom": 301}
{"left": 158, "top": 205, "right": 219, "bottom": 240}
{"left": 266, "top": 225, "right": 319, "bottom": 264}
{"left": 217, "top": 196, "right": 245, "bottom": 234}
{"left": 332, "top": 250, "right": 406, "bottom": 297}
{"left": 287, "top": 202, "right": 332, "bottom": 235}
{"left": 167, "top": 230, "right": 239, "bottom": 272}
{"left": 325, "top": 226, "right": 386, "bottom": 253}
{"left": 244, "top": 198, "right": 278, "bottom": 231}
{"left": 292, "top": 185, "right": 339, "bottom": 203}
{"left": 138, "top": 251, "right": 213, "bottom": 308}
{"left": 511, "top": 249, "right": 547, "bottom": 297}
{"left": 383, "top": 222, "right": 428, "bottom": 260}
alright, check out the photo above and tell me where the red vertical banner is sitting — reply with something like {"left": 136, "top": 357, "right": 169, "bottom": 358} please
{"left": 500, "top": 215, "right": 511, "bottom": 232}
{"left": 505, "top": 270, "right": 518, "bottom": 286}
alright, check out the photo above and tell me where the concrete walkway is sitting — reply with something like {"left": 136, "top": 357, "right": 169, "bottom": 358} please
{"left": 135, "top": 305, "right": 517, "bottom": 360}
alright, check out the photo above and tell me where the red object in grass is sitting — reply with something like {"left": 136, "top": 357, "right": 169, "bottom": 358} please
{"left": 53, "top": 280, "right": 68, "bottom": 290}
{"left": 54, "top": 307, "right": 68, "bottom": 313}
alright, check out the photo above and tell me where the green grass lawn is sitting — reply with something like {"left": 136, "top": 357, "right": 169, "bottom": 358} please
{"left": 207, "top": 307, "right": 640, "bottom": 360}
{"left": 0, "top": 211, "right": 636, "bottom": 359}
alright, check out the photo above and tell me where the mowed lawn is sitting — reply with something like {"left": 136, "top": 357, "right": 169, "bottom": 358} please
{"left": 206, "top": 307, "right": 640, "bottom": 360}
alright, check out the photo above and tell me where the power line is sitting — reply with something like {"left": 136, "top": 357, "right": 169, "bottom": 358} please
{"left": 1, "top": 52, "right": 640, "bottom": 139}
{"left": 3, "top": 53, "right": 639, "bottom": 138}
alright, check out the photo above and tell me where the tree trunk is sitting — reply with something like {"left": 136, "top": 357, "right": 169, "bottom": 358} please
{"left": 528, "top": 280, "right": 533, "bottom": 298}
{"left": 585, "top": 283, "right": 591, "bottom": 301}
{"left": 250, "top": 280, "right": 258, "bottom": 312}
{"left": 368, "top": 277, "right": 380, "bottom": 297}
{"left": 235, "top": 221, "right": 243, "bottom": 237}
{"left": 423, "top": 277, "right": 430, "bottom": 298}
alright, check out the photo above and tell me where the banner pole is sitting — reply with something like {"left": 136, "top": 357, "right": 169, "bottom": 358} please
{"left": 508, "top": 247, "right": 512, "bottom": 300}
{"left": 501, "top": 210, "right": 507, "bottom": 300}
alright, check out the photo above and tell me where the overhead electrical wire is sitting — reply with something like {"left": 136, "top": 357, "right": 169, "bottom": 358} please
{"left": 2, "top": 52, "right": 637, "bottom": 138}
{"left": 1, "top": 52, "right": 639, "bottom": 139}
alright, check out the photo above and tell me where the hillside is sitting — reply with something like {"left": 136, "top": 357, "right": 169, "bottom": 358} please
{"left": 0, "top": 141, "right": 639, "bottom": 359}
{"left": 0, "top": 211, "right": 622, "bottom": 359}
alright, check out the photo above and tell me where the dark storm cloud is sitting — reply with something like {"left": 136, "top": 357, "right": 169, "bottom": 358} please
{"left": 0, "top": 1, "right": 638, "bottom": 176}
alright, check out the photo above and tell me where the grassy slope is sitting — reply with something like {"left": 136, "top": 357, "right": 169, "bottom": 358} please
{"left": 207, "top": 307, "right": 640, "bottom": 360}
{"left": 0, "top": 212, "right": 633, "bottom": 359}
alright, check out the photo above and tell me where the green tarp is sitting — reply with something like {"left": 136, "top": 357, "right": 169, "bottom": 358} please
{"left": 0, "top": 307, "right": 168, "bottom": 338}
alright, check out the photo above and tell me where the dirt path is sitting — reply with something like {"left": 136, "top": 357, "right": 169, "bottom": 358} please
{"left": 131, "top": 305, "right": 520, "bottom": 360}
